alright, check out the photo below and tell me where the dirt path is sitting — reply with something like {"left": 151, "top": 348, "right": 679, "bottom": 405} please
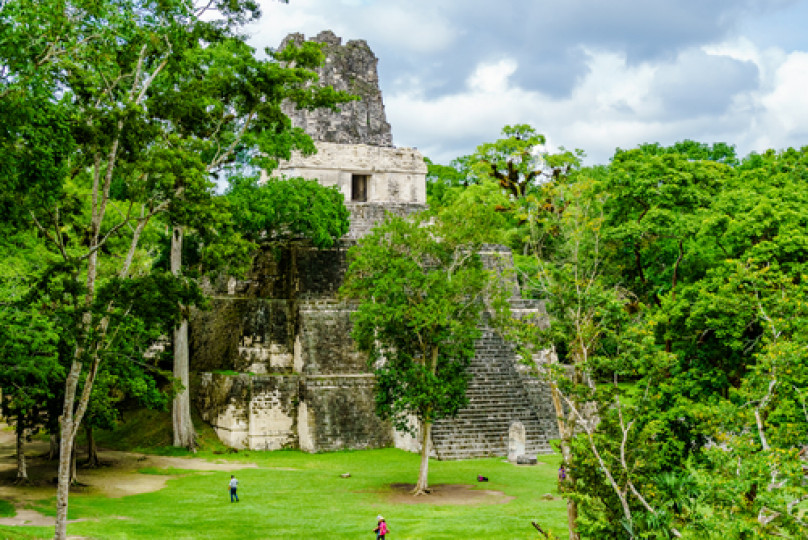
{"left": 385, "top": 483, "right": 514, "bottom": 505}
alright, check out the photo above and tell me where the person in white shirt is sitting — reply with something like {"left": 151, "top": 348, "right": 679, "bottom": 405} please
{"left": 229, "top": 475, "right": 239, "bottom": 502}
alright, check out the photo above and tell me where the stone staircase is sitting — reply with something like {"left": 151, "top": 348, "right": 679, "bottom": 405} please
{"left": 430, "top": 329, "right": 554, "bottom": 460}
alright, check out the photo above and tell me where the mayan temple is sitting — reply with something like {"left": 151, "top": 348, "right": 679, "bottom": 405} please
{"left": 191, "top": 31, "right": 557, "bottom": 460}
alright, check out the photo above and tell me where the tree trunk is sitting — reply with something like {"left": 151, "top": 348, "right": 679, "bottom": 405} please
{"left": 56, "top": 356, "right": 98, "bottom": 540}
{"left": 15, "top": 418, "right": 27, "bottom": 484}
{"left": 49, "top": 433, "right": 58, "bottom": 460}
{"left": 55, "top": 361, "right": 81, "bottom": 540}
{"left": 55, "top": 138, "right": 123, "bottom": 539}
{"left": 70, "top": 440, "right": 78, "bottom": 485}
{"left": 549, "top": 378, "right": 580, "bottom": 540}
{"left": 171, "top": 225, "right": 196, "bottom": 450}
{"left": 413, "top": 346, "right": 439, "bottom": 496}
{"left": 86, "top": 423, "right": 100, "bottom": 468}
{"left": 413, "top": 419, "right": 432, "bottom": 495}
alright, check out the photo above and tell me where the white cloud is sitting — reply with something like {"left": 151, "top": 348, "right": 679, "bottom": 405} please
{"left": 358, "top": 4, "right": 459, "bottom": 54}
{"left": 250, "top": 0, "right": 458, "bottom": 56}
{"left": 467, "top": 59, "right": 519, "bottom": 94}
{"left": 389, "top": 38, "right": 808, "bottom": 165}
{"left": 249, "top": 0, "right": 808, "bottom": 164}
{"left": 388, "top": 49, "right": 663, "bottom": 163}
{"left": 760, "top": 52, "right": 808, "bottom": 139}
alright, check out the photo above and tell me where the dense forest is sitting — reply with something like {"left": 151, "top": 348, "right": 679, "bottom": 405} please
{"left": 426, "top": 127, "right": 808, "bottom": 538}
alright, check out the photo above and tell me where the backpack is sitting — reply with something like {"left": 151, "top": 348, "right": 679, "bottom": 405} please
{"left": 379, "top": 521, "right": 388, "bottom": 535}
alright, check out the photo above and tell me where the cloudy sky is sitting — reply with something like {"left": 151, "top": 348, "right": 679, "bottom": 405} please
{"left": 248, "top": 0, "right": 808, "bottom": 165}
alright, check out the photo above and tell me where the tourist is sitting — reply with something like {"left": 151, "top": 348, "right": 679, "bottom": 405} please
{"left": 229, "top": 474, "right": 239, "bottom": 502}
{"left": 374, "top": 514, "right": 389, "bottom": 539}
{"left": 558, "top": 465, "right": 566, "bottom": 482}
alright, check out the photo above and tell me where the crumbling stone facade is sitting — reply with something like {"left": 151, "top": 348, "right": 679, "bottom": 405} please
{"left": 193, "top": 243, "right": 395, "bottom": 451}
{"left": 191, "top": 31, "right": 557, "bottom": 457}
{"left": 279, "top": 30, "right": 392, "bottom": 147}
{"left": 191, "top": 242, "right": 556, "bottom": 455}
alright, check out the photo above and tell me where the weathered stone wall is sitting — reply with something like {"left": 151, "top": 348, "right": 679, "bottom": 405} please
{"left": 196, "top": 373, "right": 253, "bottom": 448}
{"left": 192, "top": 241, "right": 398, "bottom": 452}
{"left": 344, "top": 203, "right": 427, "bottom": 239}
{"left": 271, "top": 142, "right": 428, "bottom": 209}
{"left": 301, "top": 375, "right": 392, "bottom": 451}
{"left": 279, "top": 30, "right": 392, "bottom": 147}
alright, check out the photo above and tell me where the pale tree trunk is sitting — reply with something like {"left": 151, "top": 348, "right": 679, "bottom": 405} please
{"left": 15, "top": 418, "right": 27, "bottom": 484}
{"left": 171, "top": 225, "right": 196, "bottom": 449}
{"left": 86, "top": 423, "right": 100, "bottom": 468}
{"left": 56, "top": 360, "right": 82, "bottom": 540}
{"left": 413, "top": 419, "right": 432, "bottom": 495}
{"left": 56, "top": 145, "right": 108, "bottom": 539}
{"left": 413, "top": 347, "right": 439, "bottom": 496}
{"left": 56, "top": 356, "right": 99, "bottom": 539}
{"left": 550, "top": 380, "right": 580, "bottom": 540}
{"left": 54, "top": 55, "right": 167, "bottom": 536}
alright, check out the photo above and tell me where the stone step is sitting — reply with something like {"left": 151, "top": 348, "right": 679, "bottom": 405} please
{"left": 433, "top": 442, "right": 552, "bottom": 453}
{"left": 430, "top": 318, "right": 557, "bottom": 461}
{"left": 432, "top": 446, "right": 554, "bottom": 460}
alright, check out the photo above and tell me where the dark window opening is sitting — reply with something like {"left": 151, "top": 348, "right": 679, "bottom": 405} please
{"left": 352, "top": 174, "right": 368, "bottom": 202}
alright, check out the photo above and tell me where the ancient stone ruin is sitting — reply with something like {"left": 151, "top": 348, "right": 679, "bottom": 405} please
{"left": 191, "top": 31, "right": 557, "bottom": 460}
{"left": 279, "top": 30, "right": 393, "bottom": 148}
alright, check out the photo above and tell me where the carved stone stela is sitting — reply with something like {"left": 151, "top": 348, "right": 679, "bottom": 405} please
{"left": 192, "top": 32, "right": 557, "bottom": 458}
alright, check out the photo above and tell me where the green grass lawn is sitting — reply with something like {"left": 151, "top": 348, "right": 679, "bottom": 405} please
{"left": 0, "top": 448, "right": 567, "bottom": 539}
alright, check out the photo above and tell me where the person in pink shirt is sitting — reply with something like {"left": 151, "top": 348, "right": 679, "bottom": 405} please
{"left": 374, "top": 515, "right": 388, "bottom": 539}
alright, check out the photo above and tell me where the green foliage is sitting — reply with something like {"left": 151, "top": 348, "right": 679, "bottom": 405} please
{"left": 0, "top": 302, "right": 62, "bottom": 437}
{"left": 425, "top": 125, "right": 584, "bottom": 257}
{"left": 468, "top": 124, "right": 581, "bottom": 200}
{"left": 226, "top": 175, "right": 350, "bottom": 248}
{"left": 341, "top": 213, "right": 488, "bottom": 430}
{"left": 633, "top": 140, "right": 738, "bottom": 165}
{"left": 452, "top": 136, "right": 808, "bottom": 537}
{"left": 424, "top": 156, "right": 476, "bottom": 209}
{"left": 434, "top": 182, "right": 514, "bottom": 246}
{"left": 563, "top": 144, "right": 808, "bottom": 538}
{"left": 0, "top": 499, "right": 16, "bottom": 518}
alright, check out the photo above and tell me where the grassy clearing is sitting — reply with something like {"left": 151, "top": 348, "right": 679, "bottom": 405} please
{"left": 1, "top": 412, "right": 568, "bottom": 538}
{"left": 0, "top": 448, "right": 567, "bottom": 539}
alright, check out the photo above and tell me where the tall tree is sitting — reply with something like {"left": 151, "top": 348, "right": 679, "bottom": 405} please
{"left": 341, "top": 213, "right": 488, "bottom": 495}
{"left": 496, "top": 171, "right": 640, "bottom": 539}
{"left": 468, "top": 124, "right": 580, "bottom": 200}
{"left": 556, "top": 144, "right": 808, "bottom": 538}
{"left": 0, "top": 1, "right": 349, "bottom": 536}
{"left": 0, "top": 305, "right": 61, "bottom": 483}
